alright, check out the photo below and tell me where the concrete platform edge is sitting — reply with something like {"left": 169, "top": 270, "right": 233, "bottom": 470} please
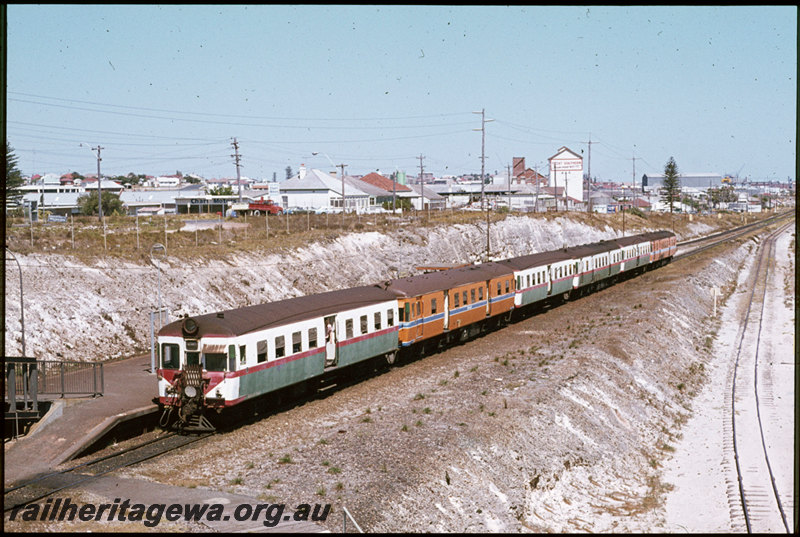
{"left": 55, "top": 404, "right": 159, "bottom": 465}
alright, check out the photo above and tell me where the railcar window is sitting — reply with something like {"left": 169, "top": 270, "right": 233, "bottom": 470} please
{"left": 497, "top": 282, "right": 502, "bottom": 295}
{"left": 205, "top": 353, "right": 226, "bottom": 372}
{"left": 517, "top": 276, "right": 522, "bottom": 289}
{"left": 387, "top": 309, "right": 394, "bottom": 326}
{"left": 292, "top": 332, "right": 302, "bottom": 353}
{"left": 186, "top": 352, "right": 200, "bottom": 366}
{"left": 346, "top": 319, "right": 354, "bottom": 339}
{"left": 463, "top": 291, "right": 468, "bottom": 304}
{"left": 454, "top": 293, "right": 460, "bottom": 308}
{"left": 505, "top": 280, "right": 510, "bottom": 293}
{"left": 374, "top": 312, "right": 382, "bottom": 330}
{"left": 239, "top": 345, "right": 246, "bottom": 366}
{"left": 471, "top": 289, "right": 476, "bottom": 303}
{"left": 478, "top": 288, "right": 483, "bottom": 301}
{"left": 257, "top": 340, "right": 268, "bottom": 363}
{"left": 431, "top": 299, "right": 437, "bottom": 315}
{"left": 161, "top": 343, "right": 180, "bottom": 369}
{"left": 360, "top": 315, "right": 368, "bottom": 335}
{"left": 275, "top": 336, "right": 285, "bottom": 359}
{"left": 309, "top": 328, "right": 318, "bottom": 348}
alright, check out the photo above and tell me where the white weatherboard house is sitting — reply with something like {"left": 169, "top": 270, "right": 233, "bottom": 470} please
{"left": 549, "top": 146, "right": 584, "bottom": 203}
{"left": 279, "top": 166, "right": 370, "bottom": 211}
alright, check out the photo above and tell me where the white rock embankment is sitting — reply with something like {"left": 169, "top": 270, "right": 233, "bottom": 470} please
{"left": 5, "top": 216, "right": 620, "bottom": 362}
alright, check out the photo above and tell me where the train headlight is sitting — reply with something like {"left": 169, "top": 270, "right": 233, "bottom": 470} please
{"left": 184, "top": 385, "right": 198, "bottom": 398}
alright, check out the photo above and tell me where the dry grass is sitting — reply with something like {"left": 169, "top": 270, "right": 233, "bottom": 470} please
{"left": 5, "top": 209, "right": 767, "bottom": 263}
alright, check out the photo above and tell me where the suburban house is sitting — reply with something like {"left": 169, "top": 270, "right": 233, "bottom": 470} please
{"left": 279, "top": 166, "right": 371, "bottom": 212}
{"left": 408, "top": 183, "right": 446, "bottom": 210}
{"left": 356, "top": 172, "right": 417, "bottom": 207}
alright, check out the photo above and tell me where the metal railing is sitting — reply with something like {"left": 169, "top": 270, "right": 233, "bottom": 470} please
{"left": 38, "top": 360, "right": 104, "bottom": 397}
{"left": 5, "top": 357, "right": 39, "bottom": 413}
{"left": 5, "top": 358, "right": 104, "bottom": 400}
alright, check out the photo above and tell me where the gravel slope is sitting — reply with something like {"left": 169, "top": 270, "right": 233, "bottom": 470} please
{"left": 118, "top": 229, "right": 759, "bottom": 532}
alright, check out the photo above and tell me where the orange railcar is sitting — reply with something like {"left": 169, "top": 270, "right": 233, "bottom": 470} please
{"left": 383, "top": 262, "right": 515, "bottom": 348}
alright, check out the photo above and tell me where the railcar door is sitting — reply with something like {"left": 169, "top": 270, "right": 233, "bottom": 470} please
{"left": 415, "top": 298, "right": 424, "bottom": 340}
{"left": 443, "top": 291, "right": 450, "bottom": 331}
{"left": 324, "top": 315, "right": 337, "bottom": 366}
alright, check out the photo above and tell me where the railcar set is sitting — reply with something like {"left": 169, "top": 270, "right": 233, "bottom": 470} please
{"left": 156, "top": 230, "right": 677, "bottom": 430}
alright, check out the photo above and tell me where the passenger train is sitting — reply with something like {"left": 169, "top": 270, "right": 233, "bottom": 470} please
{"left": 156, "top": 230, "right": 677, "bottom": 430}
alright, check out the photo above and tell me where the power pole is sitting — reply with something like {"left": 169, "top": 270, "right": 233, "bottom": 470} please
{"left": 473, "top": 109, "right": 493, "bottom": 260}
{"left": 338, "top": 162, "right": 347, "bottom": 228}
{"left": 584, "top": 136, "right": 594, "bottom": 212}
{"left": 553, "top": 162, "right": 559, "bottom": 212}
{"left": 92, "top": 145, "right": 104, "bottom": 222}
{"left": 392, "top": 171, "right": 397, "bottom": 212}
{"left": 418, "top": 154, "right": 426, "bottom": 218}
{"left": 506, "top": 164, "right": 512, "bottom": 211}
{"left": 472, "top": 109, "right": 493, "bottom": 211}
{"left": 231, "top": 138, "right": 243, "bottom": 203}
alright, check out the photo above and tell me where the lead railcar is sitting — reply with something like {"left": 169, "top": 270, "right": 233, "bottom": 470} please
{"left": 157, "top": 285, "right": 399, "bottom": 430}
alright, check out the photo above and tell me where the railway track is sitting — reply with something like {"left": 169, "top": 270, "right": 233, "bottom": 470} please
{"left": 674, "top": 210, "right": 793, "bottom": 260}
{"left": 4, "top": 212, "right": 791, "bottom": 520}
{"left": 3, "top": 431, "right": 213, "bottom": 513}
{"left": 723, "top": 219, "right": 794, "bottom": 533}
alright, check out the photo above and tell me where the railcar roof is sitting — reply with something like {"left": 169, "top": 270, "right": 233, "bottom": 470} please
{"left": 613, "top": 235, "right": 649, "bottom": 246}
{"left": 565, "top": 240, "right": 619, "bottom": 257}
{"left": 384, "top": 262, "right": 513, "bottom": 297}
{"left": 639, "top": 230, "right": 675, "bottom": 240}
{"left": 159, "top": 285, "right": 397, "bottom": 338}
{"left": 497, "top": 250, "right": 574, "bottom": 271}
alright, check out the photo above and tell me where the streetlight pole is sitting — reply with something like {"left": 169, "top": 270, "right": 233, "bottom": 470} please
{"left": 6, "top": 249, "right": 26, "bottom": 356}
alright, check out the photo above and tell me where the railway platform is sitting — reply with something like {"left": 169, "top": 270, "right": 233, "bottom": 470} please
{"left": 4, "top": 353, "right": 158, "bottom": 487}
{"left": 4, "top": 354, "right": 329, "bottom": 533}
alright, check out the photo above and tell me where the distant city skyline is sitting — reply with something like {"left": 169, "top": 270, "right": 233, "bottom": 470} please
{"left": 6, "top": 5, "right": 796, "bottom": 183}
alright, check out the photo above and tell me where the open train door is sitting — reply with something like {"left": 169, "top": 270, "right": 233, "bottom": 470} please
{"left": 324, "top": 315, "right": 337, "bottom": 366}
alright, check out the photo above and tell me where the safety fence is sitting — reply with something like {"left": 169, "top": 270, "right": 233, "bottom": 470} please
{"left": 5, "top": 357, "right": 104, "bottom": 403}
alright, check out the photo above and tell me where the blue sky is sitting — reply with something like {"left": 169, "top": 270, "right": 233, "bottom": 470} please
{"left": 6, "top": 5, "right": 797, "bottom": 183}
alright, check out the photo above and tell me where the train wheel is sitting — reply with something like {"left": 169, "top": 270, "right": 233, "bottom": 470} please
{"left": 253, "top": 210, "right": 260, "bottom": 216}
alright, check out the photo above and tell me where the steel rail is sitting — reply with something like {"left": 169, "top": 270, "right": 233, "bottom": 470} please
{"left": 3, "top": 432, "right": 178, "bottom": 496}
{"left": 728, "top": 220, "right": 793, "bottom": 533}
{"left": 748, "top": 221, "right": 792, "bottom": 532}
{"left": 674, "top": 211, "right": 793, "bottom": 262}
{"left": 3, "top": 432, "right": 213, "bottom": 513}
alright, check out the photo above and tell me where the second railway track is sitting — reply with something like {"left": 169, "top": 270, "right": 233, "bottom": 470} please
{"left": 724, "top": 219, "right": 794, "bottom": 533}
